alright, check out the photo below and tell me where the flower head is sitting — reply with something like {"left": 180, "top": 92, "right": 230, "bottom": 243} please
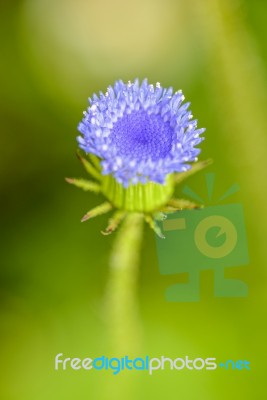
{"left": 77, "top": 79, "right": 205, "bottom": 187}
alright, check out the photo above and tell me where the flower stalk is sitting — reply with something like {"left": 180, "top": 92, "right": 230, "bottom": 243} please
{"left": 104, "top": 213, "right": 144, "bottom": 355}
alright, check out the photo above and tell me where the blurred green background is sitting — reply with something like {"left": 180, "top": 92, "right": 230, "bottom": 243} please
{"left": 1, "top": 0, "right": 267, "bottom": 399}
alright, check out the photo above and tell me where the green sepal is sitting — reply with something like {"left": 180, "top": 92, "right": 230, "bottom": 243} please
{"left": 101, "top": 173, "right": 175, "bottom": 212}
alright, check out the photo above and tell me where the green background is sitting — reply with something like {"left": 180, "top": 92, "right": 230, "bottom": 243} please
{"left": 1, "top": 0, "right": 267, "bottom": 399}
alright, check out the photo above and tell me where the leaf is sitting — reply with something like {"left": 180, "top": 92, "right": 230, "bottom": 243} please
{"left": 89, "top": 154, "right": 102, "bottom": 171}
{"left": 153, "top": 212, "right": 167, "bottom": 221}
{"left": 173, "top": 159, "right": 213, "bottom": 184}
{"left": 76, "top": 150, "right": 102, "bottom": 181}
{"left": 81, "top": 202, "right": 113, "bottom": 222}
{"left": 167, "top": 198, "right": 203, "bottom": 210}
{"left": 65, "top": 177, "right": 100, "bottom": 193}
{"left": 101, "top": 210, "right": 126, "bottom": 235}
{"left": 144, "top": 214, "right": 165, "bottom": 239}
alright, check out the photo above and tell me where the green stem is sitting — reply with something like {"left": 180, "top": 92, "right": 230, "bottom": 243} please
{"left": 105, "top": 213, "right": 144, "bottom": 356}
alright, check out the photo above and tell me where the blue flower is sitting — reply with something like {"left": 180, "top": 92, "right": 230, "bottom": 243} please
{"left": 78, "top": 79, "right": 205, "bottom": 187}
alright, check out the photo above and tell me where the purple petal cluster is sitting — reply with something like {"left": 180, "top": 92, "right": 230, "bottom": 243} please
{"left": 78, "top": 79, "right": 205, "bottom": 187}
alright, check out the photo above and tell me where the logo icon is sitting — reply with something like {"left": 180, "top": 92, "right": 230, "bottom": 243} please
{"left": 194, "top": 215, "right": 238, "bottom": 259}
{"left": 155, "top": 174, "right": 249, "bottom": 302}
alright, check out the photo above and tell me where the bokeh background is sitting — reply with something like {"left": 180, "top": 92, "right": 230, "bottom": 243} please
{"left": 1, "top": 0, "right": 267, "bottom": 399}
